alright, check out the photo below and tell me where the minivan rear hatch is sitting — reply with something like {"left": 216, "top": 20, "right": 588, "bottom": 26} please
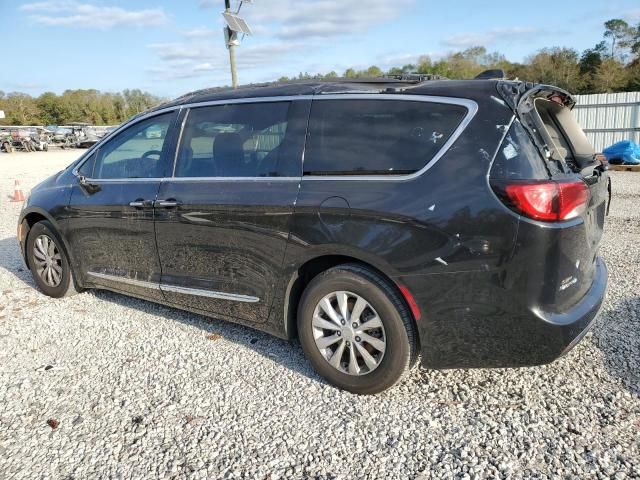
{"left": 498, "top": 82, "right": 609, "bottom": 309}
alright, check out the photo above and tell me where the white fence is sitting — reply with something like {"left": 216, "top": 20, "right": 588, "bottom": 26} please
{"left": 573, "top": 91, "right": 640, "bottom": 152}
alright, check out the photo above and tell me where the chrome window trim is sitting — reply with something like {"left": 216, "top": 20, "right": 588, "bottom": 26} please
{"left": 78, "top": 178, "right": 166, "bottom": 184}
{"left": 87, "top": 271, "right": 259, "bottom": 303}
{"left": 171, "top": 97, "right": 302, "bottom": 180}
{"left": 300, "top": 94, "right": 478, "bottom": 181}
{"left": 72, "top": 108, "right": 183, "bottom": 179}
{"left": 172, "top": 108, "right": 190, "bottom": 177}
{"left": 164, "top": 177, "right": 300, "bottom": 183}
{"left": 73, "top": 94, "right": 478, "bottom": 183}
{"left": 160, "top": 284, "right": 259, "bottom": 303}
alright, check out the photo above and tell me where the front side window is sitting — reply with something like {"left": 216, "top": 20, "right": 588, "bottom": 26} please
{"left": 89, "top": 113, "right": 174, "bottom": 179}
{"left": 304, "top": 99, "right": 468, "bottom": 175}
{"left": 175, "top": 102, "right": 290, "bottom": 177}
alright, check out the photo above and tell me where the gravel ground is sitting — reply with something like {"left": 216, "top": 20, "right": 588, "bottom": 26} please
{"left": 0, "top": 151, "right": 638, "bottom": 480}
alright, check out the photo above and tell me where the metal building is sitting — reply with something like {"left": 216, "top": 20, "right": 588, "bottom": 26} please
{"left": 573, "top": 91, "right": 640, "bottom": 152}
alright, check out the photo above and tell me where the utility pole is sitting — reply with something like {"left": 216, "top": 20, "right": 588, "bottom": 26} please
{"left": 224, "top": 0, "right": 238, "bottom": 88}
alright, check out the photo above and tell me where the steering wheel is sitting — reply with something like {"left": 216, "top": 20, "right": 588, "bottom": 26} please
{"left": 142, "top": 150, "right": 162, "bottom": 159}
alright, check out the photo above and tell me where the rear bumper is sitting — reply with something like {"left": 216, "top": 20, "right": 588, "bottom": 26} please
{"left": 414, "top": 257, "right": 608, "bottom": 369}
{"left": 535, "top": 256, "right": 607, "bottom": 359}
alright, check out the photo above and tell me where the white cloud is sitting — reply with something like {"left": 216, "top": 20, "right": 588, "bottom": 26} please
{"left": 625, "top": 8, "right": 640, "bottom": 22}
{"left": 198, "top": 0, "right": 414, "bottom": 40}
{"left": 443, "top": 27, "right": 540, "bottom": 49}
{"left": 20, "top": 1, "right": 168, "bottom": 29}
{"left": 198, "top": 0, "right": 218, "bottom": 8}
{"left": 147, "top": 0, "right": 416, "bottom": 85}
{"left": 182, "top": 27, "right": 218, "bottom": 39}
{"left": 147, "top": 40, "right": 304, "bottom": 81}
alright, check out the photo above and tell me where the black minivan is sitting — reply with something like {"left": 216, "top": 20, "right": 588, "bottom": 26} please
{"left": 18, "top": 78, "right": 608, "bottom": 394}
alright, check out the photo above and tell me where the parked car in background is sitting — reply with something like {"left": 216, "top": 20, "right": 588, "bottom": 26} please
{"left": 144, "top": 124, "right": 166, "bottom": 139}
{"left": 17, "top": 77, "right": 609, "bottom": 393}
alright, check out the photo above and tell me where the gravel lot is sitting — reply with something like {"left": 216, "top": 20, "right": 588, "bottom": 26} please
{"left": 0, "top": 151, "right": 638, "bottom": 479}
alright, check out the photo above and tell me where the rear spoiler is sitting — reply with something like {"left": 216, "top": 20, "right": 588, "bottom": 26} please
{"left": 497, "top": 81, "right": 576, "bottom": 112}
{"left": 474, "top": 69, "right": 507, "bottom": 80}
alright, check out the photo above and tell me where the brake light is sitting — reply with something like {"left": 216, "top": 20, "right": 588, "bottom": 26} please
{"left": 499, "top": 180, "right": 589, "bottom": 221}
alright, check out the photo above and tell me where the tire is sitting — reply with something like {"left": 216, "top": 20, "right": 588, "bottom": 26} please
{"left": 297, "top": 263, "right": 418, "bottom": 394}
{"left": 26, "top": 221, "right": 79, "bottom": 298}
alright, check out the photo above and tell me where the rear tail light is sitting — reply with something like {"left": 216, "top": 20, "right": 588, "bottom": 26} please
{"left": 494, "top": 180, "right": 589, "bottom": 221}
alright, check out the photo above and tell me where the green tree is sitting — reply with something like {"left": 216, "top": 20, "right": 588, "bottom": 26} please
{"left": 343, "top": 68, "right": 357, "bottom": 78}
{"left": 415, "top": 55, "right": 433, "bottom": 74}
{"left": 524, "top": 47, "right": 584, "bottom": 92}
{"left": 625, "top": 59, "right": 640, "bottom": 91}
{"left": 579, "top": 41, "right": 607, "bottom": 92}
{"left": 604, "top": 19, "right": 634, "bottom": 59}
{"left": 36, "top": 92, "right": 65, "bottom": 125}
{"left": 3, "top": 93, "right": 40, "bottom": 124}
{"left": 365, "top": 65, "right": 383, "bottom": 77}
{"left": 593, "top": 58, "right": 629, "bottom": 92}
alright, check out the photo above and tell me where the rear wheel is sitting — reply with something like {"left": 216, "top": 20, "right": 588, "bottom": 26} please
{"left": 26, "top": 221, "right": 78, "bottom": 298}
{"left": 298, "top": 264, "right": 417, "bottom": 394}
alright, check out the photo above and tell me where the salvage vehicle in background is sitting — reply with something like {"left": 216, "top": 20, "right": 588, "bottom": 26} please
{"left": 49, "top": 127, "right": 76, "bottom": 148}
{"left": 28, "top": 127, "right": 52, "bottom": 151}
{"left": 12, "top": 129, "right": 39, "bottom": 152}
{"left": 0, "top": 127, "right": 50, "bottom": 152}
{"left": 17, "top": 76, "right": 609, "bottom": 394}
{"left": 1, "top": 130, "right": 13, "bottom": 153}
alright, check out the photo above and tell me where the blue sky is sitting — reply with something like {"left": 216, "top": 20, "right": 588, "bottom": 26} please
{"left": 2, "top": 0, "right": 639, "bottom": 99}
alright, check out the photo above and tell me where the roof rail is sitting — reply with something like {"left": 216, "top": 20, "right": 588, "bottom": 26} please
{"left": 383, "top": 73, "right": 447, "bottom": 82}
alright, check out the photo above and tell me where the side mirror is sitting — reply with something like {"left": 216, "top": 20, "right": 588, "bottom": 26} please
{"left": 79, "top": 175, "right": 101, "bottom": 194}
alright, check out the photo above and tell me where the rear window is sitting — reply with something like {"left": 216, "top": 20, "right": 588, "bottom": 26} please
{"left": 534, "top": 98, "right": 594, "bottom": 170}
{"left": 304, "top": 99, "right": 467, "bottom": 175}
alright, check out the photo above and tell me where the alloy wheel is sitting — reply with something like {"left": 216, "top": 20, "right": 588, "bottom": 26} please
{"left": 32, "top": 234, "right": 63, "bottom": 287}
{"left": 312, "top": 291, "right": 386, "bottom": 376}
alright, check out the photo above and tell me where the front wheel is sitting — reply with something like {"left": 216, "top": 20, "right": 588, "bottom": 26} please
{"left": 298, "top": 264, "right": 418, "bottom": 394}
{"left": 26, "top": 221, "right": 79, "bottom": 298}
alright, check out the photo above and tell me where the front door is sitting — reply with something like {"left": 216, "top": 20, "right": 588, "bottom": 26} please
{"left": 66, "top": 111, "right": 177, "bottom": 301}
{"left": 154, "top": 100, "right": 309, "bottom": 322}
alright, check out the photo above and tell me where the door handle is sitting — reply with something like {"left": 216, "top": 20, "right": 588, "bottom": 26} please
{"left": 155, "top": 199, "right": 181, "bottom": 208}
{"left": 129, "top": 199, "right": 153, "bottom": 208}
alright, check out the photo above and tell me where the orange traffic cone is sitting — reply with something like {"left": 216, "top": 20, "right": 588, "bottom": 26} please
{"left": 10, "top": 180, "right": 25, "bottom": 202}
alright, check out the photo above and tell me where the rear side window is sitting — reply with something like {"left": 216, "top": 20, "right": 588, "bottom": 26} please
{"left": 304, "top": 99, "right": 467, "bottom": 175}
{"left": 175, "top": 102, "right": 291, "bottom": 177}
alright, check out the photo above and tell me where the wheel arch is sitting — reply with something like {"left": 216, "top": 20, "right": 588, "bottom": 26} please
{"left": 282, "top": 254, "right": 419, "bottom": 344}
{"left": 20, "top": 208, "right": 80, "bottom": 286}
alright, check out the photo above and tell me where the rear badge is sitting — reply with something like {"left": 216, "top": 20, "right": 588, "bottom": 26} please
{"left": 559, "top": 276, "right": 578, "bottom": 291}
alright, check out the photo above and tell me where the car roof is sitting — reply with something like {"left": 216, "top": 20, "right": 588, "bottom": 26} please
{"left": 151, "top": 78, "right": 507, "bottom": 112}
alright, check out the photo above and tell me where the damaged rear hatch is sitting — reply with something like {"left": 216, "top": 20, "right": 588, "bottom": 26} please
{"left": 497, "top": 81, "right": 609, "bottom": 311}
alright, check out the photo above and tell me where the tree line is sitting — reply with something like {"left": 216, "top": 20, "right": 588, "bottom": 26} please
{"left": 0, "top": 89, "right": 162, "bottom": 127}
{"left": 282, "top": 19, "right": 640, "bottom": 94}
{"left": 1, "top": 18, "right": 638, "bottom": 127}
